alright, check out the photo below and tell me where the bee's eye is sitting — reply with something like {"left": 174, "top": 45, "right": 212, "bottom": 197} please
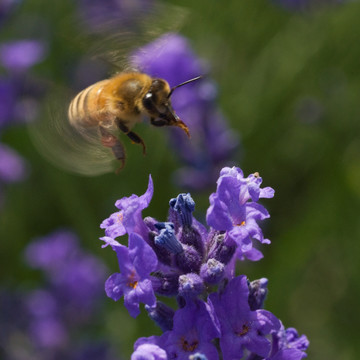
{"left": 143, "top": 92, "right": 156, "bottom": 112}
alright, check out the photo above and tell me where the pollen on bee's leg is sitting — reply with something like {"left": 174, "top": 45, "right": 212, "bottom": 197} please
{"left": 99, "top": 126, "right": 118, "bottom": 148}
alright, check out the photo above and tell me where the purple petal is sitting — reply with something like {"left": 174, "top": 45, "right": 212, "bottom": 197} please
{"left": 105, "top": 273, "right": 125, "bottom": 301}
{"left": 270, "top": 348, "right": 308, "bottom": 360}
{"left": 100, "top": 210, "right": 126, "bottom": 239}
{"left": 134, "top": 278, "right": 156, "bottom": 308}
{"left": 115, "top": 175, "right": 153, "bottom": 237}
{"left": 131, "top": 343, "right": 167, "bottom": 360}
{"left": 129, "top": 233, "right": 158, "bottom": 277}
{"left": 206, "top": 193, "right": 233, "bottom": 231}
{"left": 256, "top": 309, "right": 281, "bottom": 334}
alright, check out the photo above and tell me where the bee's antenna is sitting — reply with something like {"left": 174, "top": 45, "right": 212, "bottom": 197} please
{"left": 167, "top": 75, "right": 203, "bottom": 98}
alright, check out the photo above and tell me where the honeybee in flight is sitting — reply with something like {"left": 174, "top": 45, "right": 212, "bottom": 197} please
{"left": 29, "top": 2, "right": 198, "bottom": 175}
{"left": 68, "top": 72, "right": 201, "bottom": 171}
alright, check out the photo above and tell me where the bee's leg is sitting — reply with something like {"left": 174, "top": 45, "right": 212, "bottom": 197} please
{"left": 99, "top": 125, "right": 126, "bottom": 171}
{"left": 116, "top": 119, "right": 146, "bottom": 155}
{"left": 151, "top": 117, "right": 190, "bottom": 137}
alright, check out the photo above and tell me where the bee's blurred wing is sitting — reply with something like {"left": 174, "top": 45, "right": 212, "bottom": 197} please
{"left": 28, "top": 90, "right": 115, "bottom": 176}
{"left": 77, "top": 2, "right": 188, "bottom": 70}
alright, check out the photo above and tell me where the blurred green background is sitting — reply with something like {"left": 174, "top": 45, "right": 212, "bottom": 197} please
{"left": 1, "top": 0, "right": 360, "bottom": 358}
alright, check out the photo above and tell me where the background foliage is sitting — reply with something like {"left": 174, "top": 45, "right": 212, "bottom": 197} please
{"left": 1, "top": 0, "right": 360, "bottom": 358}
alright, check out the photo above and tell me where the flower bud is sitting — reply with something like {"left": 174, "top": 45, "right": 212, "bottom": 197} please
{"left": 151, "top": 272, "right": 179, "bottom": 297}
{"left": 178, "top": 273, "right": 204, "bottom": 298}
{"left": 248, "top": 278, "right": 268, "bottom": 310}
{"left": 154, "top": 222, "right": 183, "bottom": 255}
{"left": 207, "top": 232, "right": 236, "bottom": 265}
{"left": 145, "top": 301, "right": 174, "bottom": 332}
{"left": 200, "top": 259, "right": 225, "bottom": 285}
{"left": 169, "top": 193, "right": 195, "bottom": 228}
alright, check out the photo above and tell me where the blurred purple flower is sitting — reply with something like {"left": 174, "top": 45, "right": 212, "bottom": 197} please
{"left": 0, "top": 38, "right": 46, "bottom": 208}
{"left": 132, "top": 33, "right": 239, "bottom": 190}
{"left": 25, "top": 229, "right": 108, "bottom": 313}
{"left": 0, "top": 40, "right": 46, "bottom": 73}
{"left": 0, "top": 143, "right": 27, "bottom": 182}
{"left": 1, "top": 229, "right": 118, "bottom": 359}
{"left": 25, "top": 229, "right": 78, "bottom": 267}
{"left": 0, "top": 143, "right": 27, "bottom": 208}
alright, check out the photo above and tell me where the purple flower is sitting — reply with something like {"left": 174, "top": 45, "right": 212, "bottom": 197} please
{"left": 159, "top": 300, "right": 219, "bottom": 359}
{"left": 209, "top": 276, "right": 281, "bottom": 359}
{"left": 102, "top": 233, "right": 157, "bottom": 318}
{"left": 101, "top": 167, "right": 309, "bottom": 358}
{"left": 206, "top": 167, "right": 273, "bottom": 261}
{"left": 0, "top": 40, "right": 46, "bottom": 73}
{"left": 132, "top": 34, "right": 239, "bottom": 190}
{"left": 131, "top": 343, "right": 167, "bottom": 360}
{"left": 101, "top": 175, "right": 153, "bottom": 240}
{"left": 266, "top": 323, "right": 309, "bottom": 360}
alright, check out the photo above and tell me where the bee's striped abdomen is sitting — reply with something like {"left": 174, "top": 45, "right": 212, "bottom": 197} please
{"left": 68, "top": 80, "right": 109, "bottom": 129}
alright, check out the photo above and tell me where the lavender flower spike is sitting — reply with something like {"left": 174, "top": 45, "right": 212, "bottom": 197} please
{"left": 102, "top": 233, "right": 157, "bottom": 318}
{"left": 101, "top": 167, "right": 309, "bottom": 358}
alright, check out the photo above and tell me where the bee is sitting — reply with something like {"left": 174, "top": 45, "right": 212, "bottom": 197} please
{"left": 28, "top": 3, "right": 197, "bottom": 175}
{"left": 68, "top": 72, "right": 201, "bottom": 171}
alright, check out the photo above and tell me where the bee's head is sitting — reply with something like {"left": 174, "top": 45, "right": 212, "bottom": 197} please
{"left": 142, "top": 76, "right": 202, "bottom": 137}
{"left": 142, "top": 78, "right": 172, "bottom": 116}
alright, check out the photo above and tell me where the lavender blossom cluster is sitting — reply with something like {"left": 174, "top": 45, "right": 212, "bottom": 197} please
{"left": 101, "top": 166, "right": 309, "bottom": 360}
{"left": 132, "top": 34, "right": 239, "bottom": 190}
{"left": 0, "top": 230, "right": 117, "bottom": 360}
